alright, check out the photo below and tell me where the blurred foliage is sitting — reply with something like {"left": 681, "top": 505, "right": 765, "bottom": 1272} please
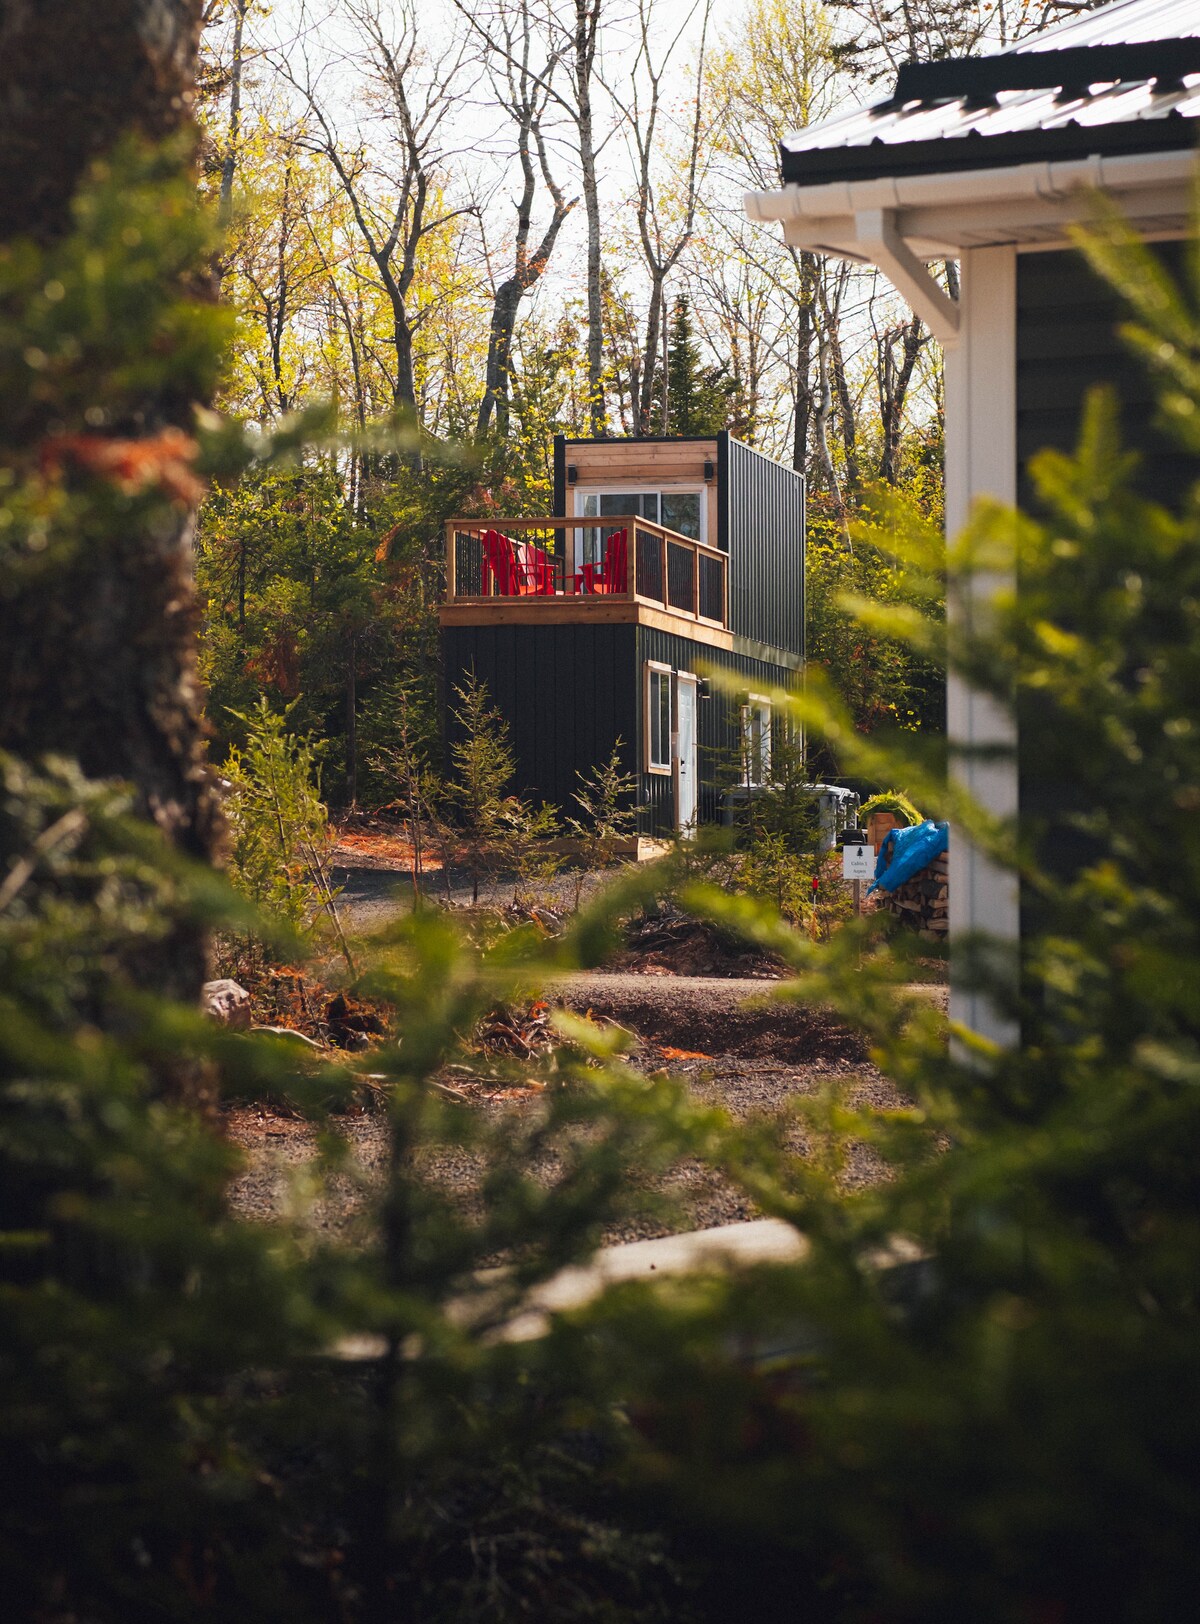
{"left": 7, "top": 118, "right": 1200, "bottom": 1624}
{"left": 220, "top": 697, "right": 349, "bottom": 977}
{"left": 805, "top": 485, "right": 945, "bottom": 753}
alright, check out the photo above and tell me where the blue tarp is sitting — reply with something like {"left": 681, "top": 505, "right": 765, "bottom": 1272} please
{"left": 868, "top": 820, "right": 949, "bottom": 895}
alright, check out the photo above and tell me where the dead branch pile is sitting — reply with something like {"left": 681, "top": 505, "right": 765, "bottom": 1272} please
{"left": 607, "top": 907, "right": 786, "bottom": 979}
{"left": 473, "top": 1000, "right": 556, "bottom": 1058}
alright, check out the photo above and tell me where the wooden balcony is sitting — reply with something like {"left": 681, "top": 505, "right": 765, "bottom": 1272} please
{"left": 440, "top": 516, "right": 731, "bottom": 643}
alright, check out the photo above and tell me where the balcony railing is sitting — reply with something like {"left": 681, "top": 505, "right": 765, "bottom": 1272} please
{"left": 443, "top": 516, "right": 728, "bottom": 629}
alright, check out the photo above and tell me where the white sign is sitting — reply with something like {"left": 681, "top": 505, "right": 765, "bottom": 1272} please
{"left": 842, "top": 843, "right": 875, "bottom": 881}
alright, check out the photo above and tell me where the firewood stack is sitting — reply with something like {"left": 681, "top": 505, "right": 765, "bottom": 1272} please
{"left": 876, "top": 849, "right": 949, "bottom": 941}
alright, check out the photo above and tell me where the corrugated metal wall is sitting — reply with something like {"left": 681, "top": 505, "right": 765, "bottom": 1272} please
{"left": 636, "top": 626, "right": 801, "bottom": 834}
{"left": 443, "top": 622, "right": 799, "bottom": 836}
{"left": 443, "top": 624, "right": 640, "bottom": 813}
{"left": 720, "top": 434, "right": 805, "bottom": 657}
{"left": 1017, "top": 241, "right": 1192, "bottom": 509}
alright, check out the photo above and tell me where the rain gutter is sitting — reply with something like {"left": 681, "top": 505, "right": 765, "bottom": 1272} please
{"left": 745, "top": 148, "right": 1196, "bottom": 346}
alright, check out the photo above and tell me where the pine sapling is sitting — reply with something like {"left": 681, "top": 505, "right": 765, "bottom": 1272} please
{"left": 449, "top": 674, "right": 516, "bottom": 906}
{"left": 567, "top": 740, "right": 638, "bottom": 910}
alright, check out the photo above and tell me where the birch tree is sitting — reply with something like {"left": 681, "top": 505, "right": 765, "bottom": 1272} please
{"left": 624, "top": 0, "right": 713, "bottom": 436}
{"left": 276, "top": 0, "right": 474, "bottom": 425}
{"left": 472, "top": 0, "right": 577, "bottom": 442}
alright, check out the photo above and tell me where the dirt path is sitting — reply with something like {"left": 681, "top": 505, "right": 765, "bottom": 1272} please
{"left": 555, "top": 971, "right": 945, "bottom": 1062}
{"left": 228, "top": 970, "right": 942, "bottom": 1248}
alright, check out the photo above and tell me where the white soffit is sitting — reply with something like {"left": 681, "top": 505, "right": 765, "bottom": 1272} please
{"left": 746, "top": 149, "right": 1196, "bottom": 259}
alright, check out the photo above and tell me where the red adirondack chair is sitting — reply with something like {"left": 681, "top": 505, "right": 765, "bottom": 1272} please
{"left": 480, "top": 528, "right": 520, "bottom": 596}
{"left": 581, "top": 527, "right": 628, "bottom": 595}
{"left": 516, "top": 539, "right": 557, "bottom": 595}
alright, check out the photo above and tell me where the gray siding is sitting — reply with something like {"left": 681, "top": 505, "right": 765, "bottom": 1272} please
{"left": 1017, "top": 240, "right": 1192, "bottom": 509}
{"left": 635, "top": 626, "right": 800, "bottom": 834}
{"left": 443, "top": 624, "right": 639, "bottom": 814}
{"left": 719, "top": 433, "right": 805, "bottom": 658}
{"left": 1016, "top": 239, "right": 1195, "bottom": 925}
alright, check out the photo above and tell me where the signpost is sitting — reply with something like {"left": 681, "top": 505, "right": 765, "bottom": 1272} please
{"left": 841, "top": 837, "right": 874, "bottom": 915}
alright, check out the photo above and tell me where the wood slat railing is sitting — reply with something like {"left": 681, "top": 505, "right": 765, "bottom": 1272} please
{"left": 443, "top": 515, "right": 728, "bottom": 629}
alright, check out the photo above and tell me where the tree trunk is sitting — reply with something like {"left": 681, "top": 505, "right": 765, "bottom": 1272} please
{"left": 346, "top": 631, "right": 358, "bottom": 812}
{"left": 636, "top": 278, "right": 665, "bottom": 437}
{"left": 826, "top": 305, "right": 860, "bottom": 494}
{"left": 216, "top": 0, "right": 247, "bottom": 261}
{"left": 879, "top": 313, "right": 924, "bottom": 484}
{"left": 478, "top": 276, "right": 524, "bottom": 439}
{"left": 0, "top": 0, "right": 220, "bottom": 1024}
{"left": 574, "top": 0, "right": 605, "bottom": 436}
{"left": 792, "top": 255, "right": 816, "bottom": 475}
{"left": 0, "top": 0, "right": 202, "bottom": 238}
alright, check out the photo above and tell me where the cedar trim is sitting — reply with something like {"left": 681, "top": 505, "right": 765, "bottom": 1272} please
{"left": 438, "top": 599, "right": 734, "bottom": 648}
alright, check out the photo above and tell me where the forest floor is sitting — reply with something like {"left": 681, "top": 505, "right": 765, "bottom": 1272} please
{"left": 226, "top": 967, "right": 946, "bottom": 1248}
{"left": 225, "top": 829, "right": 946, "bottom": 1245}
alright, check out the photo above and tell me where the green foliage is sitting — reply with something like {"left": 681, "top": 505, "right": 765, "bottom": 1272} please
{"left": 805, "top": 490, "right": 945, "bottom": 747}
{"left": 369, "top": 674, "right": 446, "bottom": 907}
{"left": 0, "top": 137, "right": 237, "bottom": 605}
{"left": 197, "top": 460, "right": 441, "bottom": 806}
{"left": 2, "top": 127, "right": 723, "bottom": 1624}
{"left": 730, "top": 727, "right": 823, "bottom": 925}
{"left": 0, "top": 752, "right": 339, "bottom": 1623}
{"left": 16, "top": 104, "right": 1200, "bottom": 1624}
{"left": 503, "top": 795, "right": 564, "bottom": 908}
{"left": 651, "top": 295, "right": 741, "bottom": 437}
{"left": 638, "top": 233, "right": 1200, "bottom": 1620}
{"left": 448, "top": 673, "right": 518, "bottom": 906}
{"left": 0, "top": 135, "right": 230, "bottom": 454}
{"left": 567, "top": 740, "right": 639, "bottom": 906}
{"left": 221, "top": 697, "right": 346, "bottom": 970}
{"left": 858, "top": 789, "right": 921, "bottom": 827}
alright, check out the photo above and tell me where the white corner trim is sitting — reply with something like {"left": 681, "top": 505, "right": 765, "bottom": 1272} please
{"left": 945, "top": 245, "right": 1020, "bottom": 1051}
{"left": 854, "top": 208, "right": 960, "bottom": 343}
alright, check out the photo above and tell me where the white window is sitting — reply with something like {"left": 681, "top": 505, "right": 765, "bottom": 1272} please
{"left": 741, "top": 696, "right": 771, "bottom": 787}
{"left": 577, "top": 488, "right": 706, "bottom": 568}
{"left": 646, "top": 663, "right": 673, "bottom": 773}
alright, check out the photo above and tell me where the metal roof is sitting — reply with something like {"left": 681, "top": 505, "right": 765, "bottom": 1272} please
{"left": 781, "top": 0, "right": 1200, "bottom": 187}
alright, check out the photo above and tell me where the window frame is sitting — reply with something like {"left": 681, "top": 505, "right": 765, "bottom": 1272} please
{"left": 740, "top": 693, "right": 772, "bottom": 788}
{"left": 645, "top": 661, "right": 674, "bottom": 775}
{"left": 575, "top": 485, "right": 708, "bottom": 546}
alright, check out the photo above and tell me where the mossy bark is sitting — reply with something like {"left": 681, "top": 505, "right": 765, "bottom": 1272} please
{"left": 0, "top": 1, "right": 220, "bottom": 1024}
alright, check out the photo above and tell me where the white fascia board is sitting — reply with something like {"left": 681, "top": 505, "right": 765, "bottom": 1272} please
{"left": 747, "top": 148, "right": 1196, "bottom": 261}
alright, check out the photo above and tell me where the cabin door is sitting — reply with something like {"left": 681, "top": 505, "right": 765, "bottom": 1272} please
{"left": 675, "top": 674, "right": 698, "bottom": 836}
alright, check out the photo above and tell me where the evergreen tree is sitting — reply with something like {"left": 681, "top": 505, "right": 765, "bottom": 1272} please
{"left": 656, "top": 295, "right": 740, "bottom": 437}
{"left": 448, "top": 673, "right": 518, "bottom": 905}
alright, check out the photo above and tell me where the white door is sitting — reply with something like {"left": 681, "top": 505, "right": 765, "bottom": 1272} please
{"left": 675, "top": 674, "right": 698, "bottom": 836}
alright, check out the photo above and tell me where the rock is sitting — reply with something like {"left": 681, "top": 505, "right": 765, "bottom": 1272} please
{"left": 202, "top": 979, "right": 251, "bottom": 1030}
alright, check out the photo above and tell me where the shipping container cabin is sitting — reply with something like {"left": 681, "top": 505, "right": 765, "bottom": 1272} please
{"left": 440, "top": 433, "right": 805, "bottom": 838}
{"left": 744, "top": 0, "right": 1200, "bottom": 1039}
